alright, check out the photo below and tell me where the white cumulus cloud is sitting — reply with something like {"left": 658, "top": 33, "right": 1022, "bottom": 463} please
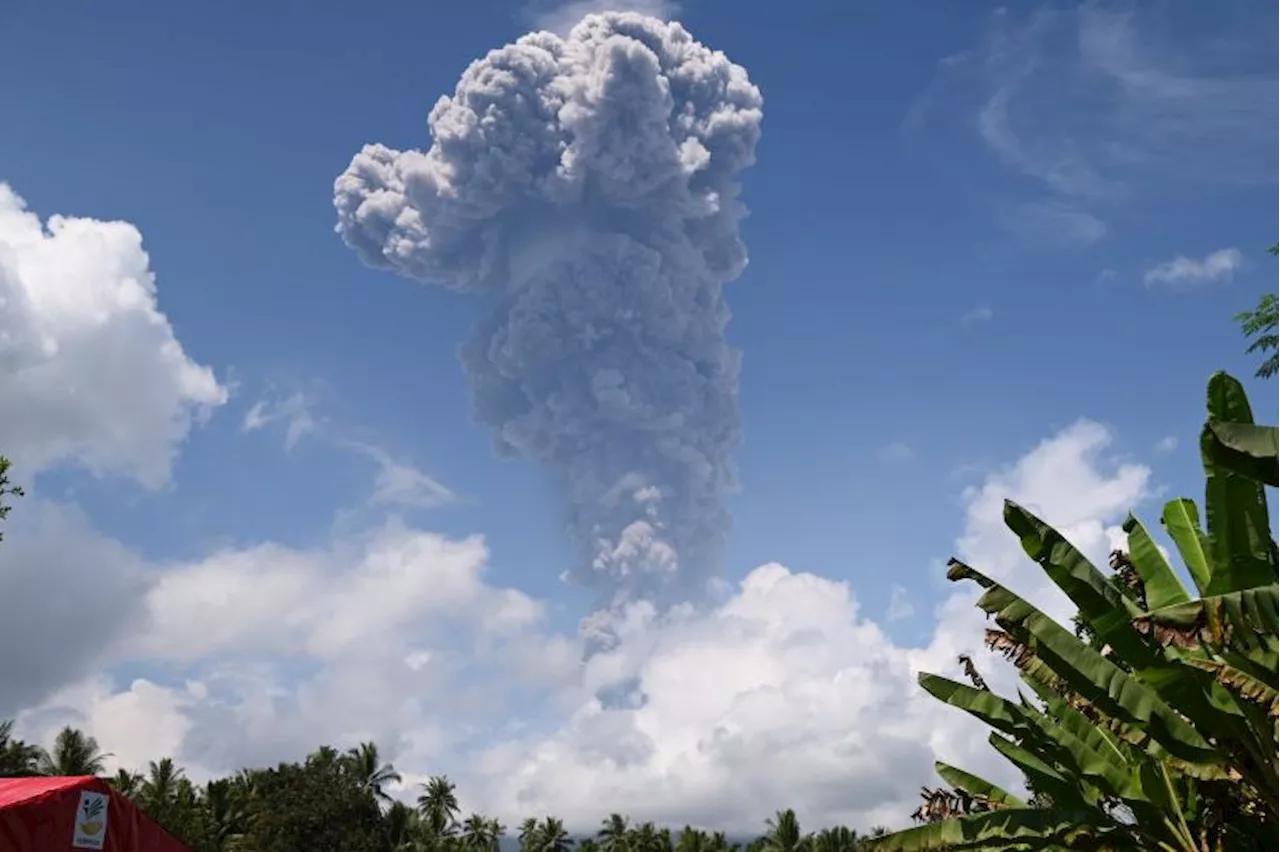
{"left": 0, "top": 500, "right": 150, "bottom": 717}
{"left": 11, "top": 418, "right": 1153, "bottom": 835}
{"left": 0, "top": 184, "right": 226, "bottom": 487}
{"left": 0, "top": 185, "right": 227, "bottom": 716}
{"left": 0, "top": 187, "right": 1153, "bottom": 829}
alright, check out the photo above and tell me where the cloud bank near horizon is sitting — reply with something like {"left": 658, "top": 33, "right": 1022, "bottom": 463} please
{"left": 0, "top": 180, "right": 1165, "bottom": 834}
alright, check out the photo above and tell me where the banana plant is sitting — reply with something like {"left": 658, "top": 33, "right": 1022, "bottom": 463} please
{"left": 866, "top": 373, "right": 1278, "bottom": 852}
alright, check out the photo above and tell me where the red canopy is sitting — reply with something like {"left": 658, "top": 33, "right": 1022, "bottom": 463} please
{"left": 0, "top": 776, "right": 191, "bottom": 851}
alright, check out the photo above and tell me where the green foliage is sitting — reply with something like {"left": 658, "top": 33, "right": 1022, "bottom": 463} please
{"left": 1234, "top": 245, "right": 1279, "bottom": 379}
{"left": 237, "top": 748, "right": 388, "bottom": 852}
{"left": 0, "top": 720, "right": 43, "bottom": 777}
{"left": 0, "top": 455, "right": 22, "bottom": 541}
{"left": 866, "top": 371, "right": 1279, "bottom": 852}
{"left": 762, "top": 810, "right": 806, "bottom": 852}
{"left": 0, "top": 727, "right": 888, "bottom": 852}
{"left": 38, "top": 726, "right": 111, "bottom": 776}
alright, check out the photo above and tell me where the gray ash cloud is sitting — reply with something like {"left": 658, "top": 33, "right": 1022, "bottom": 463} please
{"left": 334, "top": 12, "right": 762, "bottom": 608}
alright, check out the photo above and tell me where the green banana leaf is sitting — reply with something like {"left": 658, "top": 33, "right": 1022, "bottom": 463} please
{"left": 1021, "top": 704, "right": 1145, "bottom": 804}
{"left": 1009, "top": 684, "right": 1172, "bottom": 818}
{"left": 1009, "top": 610, "right": 1223, "bottom": 763}
{"left": 998, "top": 499, "right": 1228, "bottom": 734}
{"left": 918, "top": 675, "right": 1030, "bottom": 739}
{"left": 1003, "top": 501, "right": 1143, "bottom": 646}
{"left": 988, "top": 733, "right": 1094, "bottom": 811}
{"left": 922, "top": 677, "right": 1128, "bottom": 807}
{"left": 1122, "top": 514, "right": 1189, "bottom": 611}
{"left": 933, "top": 762, "right": 1025, "bottom": 808}
{"left": 931, "top": 670, "right": 1131, "bottom": 798}
{"left": 1161, "top": 499, "right": 1214, "bottom": 597}
{"left": 1205, "top": 420, "right": 1279, "bottom": 488}
{"left": 1135, "top": 585, "right": 1279, "bottom": 655}
{"left": 1181, "top": 656, "right": 1277, "bottom": 720}
{"left": 1201, "top": 372, "right": 1277, "bottom": 594}
{"left": 875, "top": 371, "right": 1279, "bottom": 850}
{"left": 969, "top": 582, "right": 1221, "bottom": 766}
{"left": 958, "top": 563, "right": 1252, "bottom": 778}
{"left": 1019, "top": 679, "right": 1134, "bottom": 771}
{"left": 860, "top": 807, "right": 1130, "bottom": 852}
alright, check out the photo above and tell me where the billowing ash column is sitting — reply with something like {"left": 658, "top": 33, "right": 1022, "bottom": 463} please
{"left": 334, "top": 12, "right": 762, "bottom": 610}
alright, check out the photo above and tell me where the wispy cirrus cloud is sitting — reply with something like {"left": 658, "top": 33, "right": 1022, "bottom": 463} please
{"left": 960, "top": 306, "right": 993, "bottom": 326}
{"left": 995, "top": 199, "right": 1107, "bottom": 248}
{"left": 242, "top": 385, "right": 455, "bottom": 511}
{"left": 907, "top": 5, "right": 1277, "bottom": 246}
{"left": 345, "top": 441, "right": 456, "bottom": 510}
{"left": 1143, "top": 248, "right": 1244, "bottom": 290}
{"left": 886, "top": 585, "right": 915, "bottom": 622}
{"left": 242, "top": 390, "right": 319, "bottom": 451}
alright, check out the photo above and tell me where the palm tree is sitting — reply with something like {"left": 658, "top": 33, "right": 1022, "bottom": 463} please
{"left": 204, "top": 777, "right": 248, "bottom": 850}
{"left": 307, "top": 744, "right": 341, "bottom": 768}
{"left": 676, "top": 827, "right": 709, "bottom": 852}
{"left": 138, "top": 757, "right": 184, "bottom": 824}
{"left": 707, "top": 832, "right": 735, "bottom": 852}
{"left": 598, "top": 813, "right": 630, "bottom": 852}
{"left": 417, "top": 775, "right": 461, "bottom": 840}
{"left": 386, "top": 800, "right": 422, "bottom": 852}
{"left": 166, "top": 776, "right": 201, "bottom": 841}
{"left": 519, "top": 817, "right": 542, "bottom": 852}
{"left": 534, "top": 817, "right": 574, "bottom": 852}
{"left": 762, "top": 810, "right": 808, "bottom": 852}
{"left": 108, "top": 768, "right": 143, "bottom": 798}
{"left": 811, "top": 827, "right": 860, "bottom": 852}
{"left": 0, "top": 720, "right": 42, "bottom": 776}
{"left": 629, "top": 822, "right": 664, "bottom": 852}
{"left": 488, "top": 818, "right": 507, "bottom": 850}
{"left": 140, "top": 758, "right": 183, "bottom": 801}
{"left": 461, "top": 812, "right": 504, "bottom": 852}
{"left": 579, "top": 840, "right": 602, "bottom": 852}
{"left": 38, "top": 726, "right": 110, "bottom": 776}
{"left": 346, "top": 741, "right": 402, "bottom": 805}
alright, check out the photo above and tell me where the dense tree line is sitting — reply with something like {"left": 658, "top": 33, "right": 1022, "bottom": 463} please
{"left": 0, "top": 722, "right": 886, "bottom": 852}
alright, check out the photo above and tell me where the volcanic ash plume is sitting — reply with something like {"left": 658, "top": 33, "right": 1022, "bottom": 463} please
{"left": 334, "top": 13, "right": 762, "bottom": 606}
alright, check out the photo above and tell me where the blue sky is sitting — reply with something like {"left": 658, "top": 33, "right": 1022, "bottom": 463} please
{"left": 0, "top": 0, "right": 1275, "bottom": 833}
